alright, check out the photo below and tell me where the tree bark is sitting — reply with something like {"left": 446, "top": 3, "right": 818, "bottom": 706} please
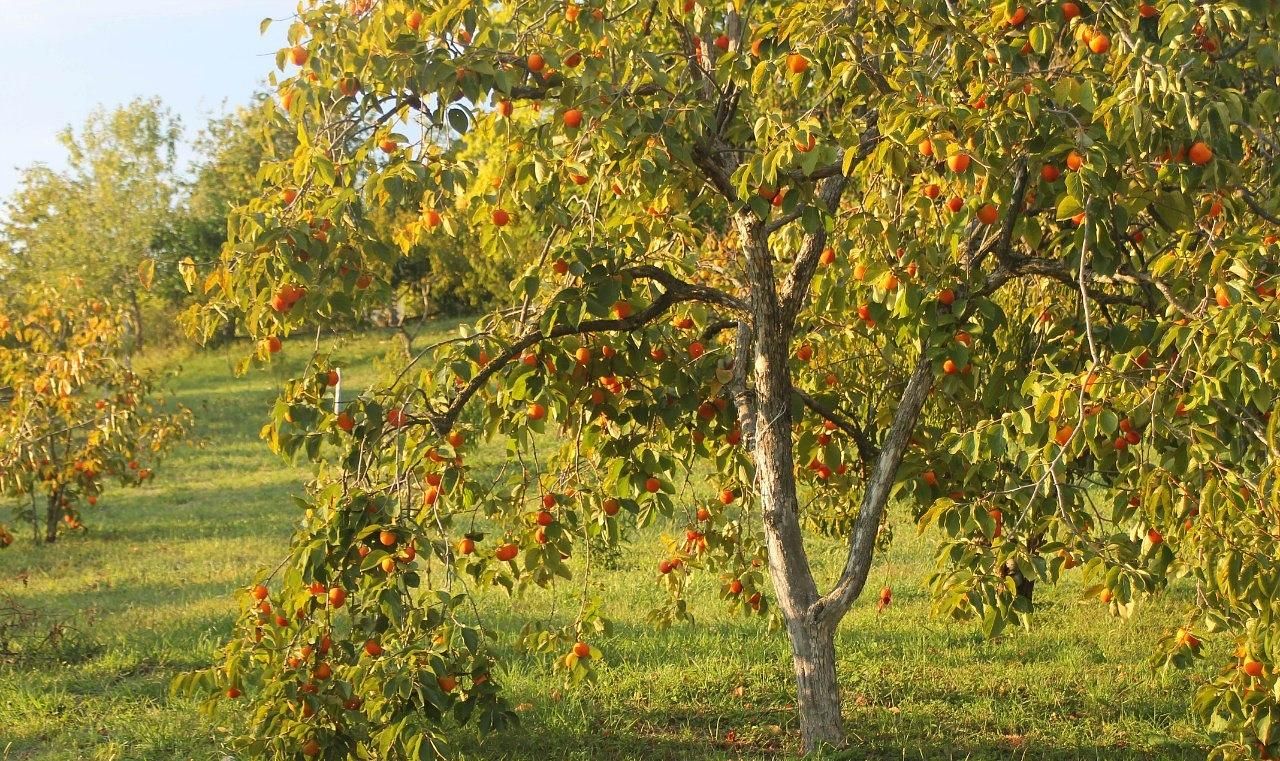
{"left": 734, "top": 212, "right": 842, "bottom": 752}
{"left": 786, "top": 616, "right": 843, "bottom": 751}
{"left": 44, "top": 492, "right": 62, "bottom": 543}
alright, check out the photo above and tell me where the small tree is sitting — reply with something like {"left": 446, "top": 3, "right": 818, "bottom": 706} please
{"left": 0, "top": 283, "right": 190, "bottom": 543}
{"left": 181, "top": 1, "right": 1280, "bottom": 758}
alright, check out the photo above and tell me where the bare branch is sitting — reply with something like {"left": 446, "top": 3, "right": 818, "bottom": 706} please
{"left": 794, "top": 388, "right": 877, "bottom": 465}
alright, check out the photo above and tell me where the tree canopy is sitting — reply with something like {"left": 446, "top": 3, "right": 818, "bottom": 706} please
{"left": 180, "top": 1, "right": 1280, "bottom": 758}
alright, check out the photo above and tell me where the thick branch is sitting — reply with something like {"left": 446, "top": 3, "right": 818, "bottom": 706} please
{"left": 809, "top": 355, "right": 934, "bottom": 627}
{"left": 778, "top": 117, "right": 878, "bottom": 327}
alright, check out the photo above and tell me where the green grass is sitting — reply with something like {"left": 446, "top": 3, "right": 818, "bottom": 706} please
{"left": 0, "top": 325, "right": 1213, "bottom": 760}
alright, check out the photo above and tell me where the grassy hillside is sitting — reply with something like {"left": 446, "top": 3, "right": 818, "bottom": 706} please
{"left": 0, "top": 325, "right": 1213, "bottom": 760}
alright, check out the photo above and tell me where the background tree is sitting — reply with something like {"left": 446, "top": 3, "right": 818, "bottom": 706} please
{"left": 0, "top": 99, "right": 181, "bottom": 348}
{"left": 179, "top": 1, "right": 1280, "bottom": 758}
{"left": 0, "top": 283, "right": 191, "bottom": 543}
{"left": 156, "top": 94, "right": 301, "bottom": 313}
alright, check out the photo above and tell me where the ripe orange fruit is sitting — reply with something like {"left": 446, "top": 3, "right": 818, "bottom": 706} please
{"left": 536, "top": 510, "right": 554, "bottom": 527}
{"left": 857, "top": 303, "right": 872, "bottom": 320}
{"left": 1138, "top": 3, "right": 1159, "bottom": 18}
{"left": 1054, "top": 425, "right": 1074, "bottom": 446}
{"left": 565, "top": 3, "right": 580, "bottom": 21}
{"left": 611, "top": 300, "right": 633, "bottom": 319}
{"left": 328, "top": 587, "right": 346, "bottom": 608}
{"left": 303, "top": 739, "right": 321, "bottom": 757}
{"left": 688, "top": 341, "right": 705, "bottom": 359}
{"left": 459, "top": 537, "right": 476, "bottom": 555}
{"left": 379, "top": 137, "right": 398, "bottom": 153}
{"left": 938, "top": 288, "right": 956, "bottom": 306}
{"left": 573, "top": 641, "right": 591, "bottom": 658}
{"left": 1188, "top": 141, "right": 1213, "bottom": 165}
{"left": 919, "top": 139, "right": 935, "bottom": 158}
{"left": 314, "top": 662, "right": 332, "bottom": 680}
{"left": 1007, "top": 7, "right": 1029, "bottom": 26}
{"left": 379, "top": 530, "right": 397, "bottom": 547}
{"left": 1215, "top": 284, "right": 1231, "bottom": 308}
{"left": 644, "top": 477, "right": 662, "bottom": 493}
{"left": 796, "top": 344, "right": 813, "bottom": 362}
{"left": 527, "top": 53, "right": 546, "bottom": 72}
{"left": 922, "top": 183, "right": 942, "bottom": 199}
{"left": 947, "top": 196, "right": 964, "bottom": 213}
{"left": 1243, "top": 658, "right": 1265, "bottom": 677}
{"left": 819, "top": 247, "right": 836, "bottom": 265}
{"left": 266, "top": 336, "right": 283, "bottom": 354}
{"left": 574, "top": 347, "right": 591, "bottom": 364}
{"left": 976, "top": 203, "right": 998, "bottom": 225}
{"left": 495, "top": 542, "right": 519, "bottom": 561}
{"left": 714, "top": 34, "right": 730, "bottom": 51}
{"left": 407, "top": 10, "right": 423, "bottom": 30}
{"left": 922, "top": 469, "right": 939, "bottom": 487}
{"left": 786, "top": 53, "right": 809, "bottom": 74}
{"left": 364, "top": 639, "right": 383, "bottom": 657}
{"left": 1100, "top": 589, "right": 1114, "bottom": 604}
{"left": 942, "top": 359, "right": 959, "bottom": 375}
{"left": 226, "top": 687, "right": 241, "bottom": 699}
{"left": 947, "top": 152, "right": 971, "bottom": 173}
{"left": 252, "top": 584, "right": 269, "bottom": 601}
{"left": 492, "top": 208, "right": 510, "bottom": 226}
{"left": 528, "top": 403, "right": 547, "bottom": 421}
{"left": 438, "top": 675, "right": 458, "bottom": 692}
{"left": 1066, "top": 150, "right": 1084, "bottom": 171}
{"left": 1088, "top": 33, "right": 1111, "bottom": 54}
{"left": 882, "top": 272, "right": 899, "bottom": 291}
{"left": 290, "top": 46, "right": 309, "bottom": 66}
{"left": 552, "top": 258, "right": 569, "bottom": 275}
{"left": 853, "top": 262, "right": 868, "bottom": 280}
{"left": 497, "top": 99, "right": 513, "bottom": 118}
{"left": 1041, "top": 164, "right": 1061, "bottom": 182}
{"left": 1061, "top": 2, "right": 1081, "bottom": 20}
{"left": 729, "top": 579, "right": 743, "bottom": 595}
{"left": 1147, "top": 528, "right": 1163, "bottom": 545}
{"left": 337, "top": 412, "right": 354, "bottom": 432}
{"left": 602, "top": 498, "right": 620, "bottom": 516}
{"left": 563, "top": 108, "right": 583, "bottom": 128}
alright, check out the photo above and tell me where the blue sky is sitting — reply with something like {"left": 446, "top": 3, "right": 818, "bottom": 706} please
{"left": 0, "top": 0, "right": 298, "bottom": 198}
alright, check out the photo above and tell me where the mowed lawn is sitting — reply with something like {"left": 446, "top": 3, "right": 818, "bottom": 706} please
{"left": 0, "top": 325, "right": 1216, "bottom": 760}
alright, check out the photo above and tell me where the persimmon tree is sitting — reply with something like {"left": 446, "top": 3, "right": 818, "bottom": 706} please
{"left": 181, "top": 0, "right": 1280, "bottom": 757}
{"left": 0, "top": 284, "right": 190, "bottom": 543}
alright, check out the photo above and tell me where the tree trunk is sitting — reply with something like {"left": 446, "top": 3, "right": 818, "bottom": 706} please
{"left": 44, "top": 493, "right": 62, "bottom": 543}
{"left": 734, "top": 212, "right": 846, "bottom": 753}
{"left": 785, "top": 616, "right": 843, "bottom": 751}
{"left": 129, "top": 290, "right": 145, "bottom": 352}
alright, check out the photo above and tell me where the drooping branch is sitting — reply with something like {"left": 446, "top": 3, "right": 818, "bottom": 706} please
{"left": 808, "top": 355, "right": 934, "bottom": 628}
{"left": 421, "top": 267, "right": 747, "bottom": 436}
{"left": 794, "top": 388, "right": 877, "bottom": 465}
